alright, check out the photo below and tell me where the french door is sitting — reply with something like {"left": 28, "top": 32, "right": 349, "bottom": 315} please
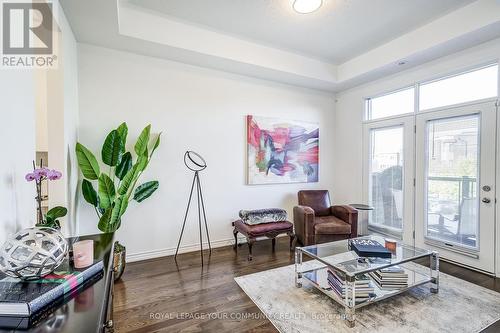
{"left": 363, "top": 116, "right": 414, "bottom": 245}
{"left": 415, "top": 102, "right": 496, "bottom": 273}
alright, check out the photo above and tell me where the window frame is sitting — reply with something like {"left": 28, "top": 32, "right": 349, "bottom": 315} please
{"left": 418, "top": 63, "right": 499, "bottom": 112}
{"left": 365, "top": 85, "right": 416, "bottom": 121}
{"left": 362, "top": 62, "right": 498, "bottom": 249}
{"left": 364, "top": 62, "right": 499, "bottom": 121}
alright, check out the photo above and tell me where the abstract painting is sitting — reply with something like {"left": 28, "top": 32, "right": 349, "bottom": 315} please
{"left": 247, "top": 115, "right": 319, "bottom": 184}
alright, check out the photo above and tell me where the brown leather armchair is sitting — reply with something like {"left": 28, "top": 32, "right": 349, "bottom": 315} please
{"left": 293, "top": 190, "right": 358, "bottom": 246}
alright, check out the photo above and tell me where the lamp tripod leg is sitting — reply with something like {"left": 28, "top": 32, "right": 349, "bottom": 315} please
{"left": 175, "top": 172, "right": 197, "bottom": 259}
{"left": 196, "top": 172, "right": 204, "bottom": 266}
{"left": 197, "top": 174, "right": 212, "bottom": 253}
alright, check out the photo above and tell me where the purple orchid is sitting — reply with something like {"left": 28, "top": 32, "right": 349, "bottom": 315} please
{"left": 33, "top": 167, "right": 49, "bottom": 180}
{"left": 47, "top": 169, "right": 62, "bottom": 180}
{"left": 25, "top": 173, "right": 36, "bottom": 181}
{"left": 28, "top": 168, "right": 62, "bottom": 181}
{"left": 27, "top": 160, "right": 64, "bottom": 227}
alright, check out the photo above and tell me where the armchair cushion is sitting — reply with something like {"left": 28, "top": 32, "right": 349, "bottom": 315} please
{"left": 314, "top": 216, "right": 351, "bottom": 235}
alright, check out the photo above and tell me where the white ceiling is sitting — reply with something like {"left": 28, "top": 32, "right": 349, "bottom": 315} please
{"left": 60, "top": 0, "right": 500, "bottom": 92}
{"left": 130, "top": 0, "right": 475, "bottom": 63}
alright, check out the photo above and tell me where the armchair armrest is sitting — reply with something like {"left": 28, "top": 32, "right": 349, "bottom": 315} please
{"left": 331, "top": 205, "right": 358, "bottom": 237}
{"left": 293, "top": 205, "right": 315, "bottom": 246}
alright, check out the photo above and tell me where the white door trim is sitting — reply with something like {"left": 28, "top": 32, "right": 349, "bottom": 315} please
{"left": 415, "top": 101, "right": 496, "bottom": 273}
{"left": 362, "top": 116, "right": 415, "bottom": 245}
{"left": 495, "top": 99, "right": 500, "bottom": 277}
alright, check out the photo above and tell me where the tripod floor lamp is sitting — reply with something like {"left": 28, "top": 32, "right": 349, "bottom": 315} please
{"left": 174, "top": 151, "right": 212, "bottom": 266}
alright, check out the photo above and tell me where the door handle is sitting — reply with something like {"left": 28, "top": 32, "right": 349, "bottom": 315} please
{"left": 482, "top": 185, "right": 491, "bottom": 192}
{"left": 482, "top": 198, "right": 491, "bottom": 204}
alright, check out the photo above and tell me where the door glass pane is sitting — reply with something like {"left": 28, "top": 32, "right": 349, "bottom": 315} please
{"left": 368, "top": 87, "right": 414, "bottom": 120}
{"left": 425, "top": 115, "right": 479, "bottom": 248}
{"left": 369, "top": 127, "right": 404, "bottom": 235}
{"left": 420, "top": 64, "right": 498, "bottom": 110}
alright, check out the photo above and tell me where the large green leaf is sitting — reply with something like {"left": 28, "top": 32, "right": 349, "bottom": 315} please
{"left": 101, "top": 130, "right": 124, "bottom": 167}
{"left": 82, "top": 179, "right": 98, "bottom": 206}
{"left": 117, "top": 122, "right": 128, "bottom": 148}
{"left": 150, "top": 132, "right": 162, "bottom": 157}
{"left": 46, "top": 206, "right": 67, "bottom": 220}
{"left": 133, "top": 181, "right": 159, "bottom": 202}
{"left": 98, "top": 174, "right": 116, "bottom": 210}
{"left": 98, "top": 208, "right": 112, "bottom": 232}
{"left": 118, "top": 164, "right": 139, "bottom": 195}
{"left": 134, "top": 124, "right": 151, "bottom": 156}
{"left": 76, "top": 143, "right": 100, "bottom": 180}
{"left": 110, "top": 195, "right": 128, "bottom": 228}
{"left": 115, "top": 152, "right": 132, "bottom": 180}
{"left": 137, "top": 150, "right": 149, "bottom": 172}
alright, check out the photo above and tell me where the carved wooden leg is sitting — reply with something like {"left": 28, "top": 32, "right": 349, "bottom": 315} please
{"left": 272, "top": 238, "right": 276, "bottom": 252}
{"left": 247, "top": 238, "right": 255, "bottom": 261}
{"left": 233, "top": 229, "right": 238, "bottom": 250}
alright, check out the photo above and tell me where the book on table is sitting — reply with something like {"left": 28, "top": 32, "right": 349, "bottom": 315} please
{"left": 349, "top": 239, "right": 392, "bottom": 258}
{"left": 369, "top": 265, "right": 409, "bottom": 290}
{"left": 327, "top": 269, "right": 375, "bottom": 302}
{"left": 0, "top": 260, "right": 104, "bottom": 317}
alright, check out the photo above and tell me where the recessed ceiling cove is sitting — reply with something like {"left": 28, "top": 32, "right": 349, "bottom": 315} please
{"left": 60, "top": 0, "right": 500, "bottom": 92}
{"left": 130, "top": 0, "right": 474, "bottom": 63}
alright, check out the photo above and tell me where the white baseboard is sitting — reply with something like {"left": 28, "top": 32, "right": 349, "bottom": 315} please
{"left": 126, "top": 237, "right": 236, "bottom": 263}
{"left": 126, "top": 234, "right": 288, "bottom": 263}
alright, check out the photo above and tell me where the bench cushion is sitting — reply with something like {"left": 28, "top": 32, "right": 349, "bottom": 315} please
{"left": 239, "top": 208, "right": 288, "bottom": 225}
{"left": 233, "top": 220, "right": 293, "bottom": 238}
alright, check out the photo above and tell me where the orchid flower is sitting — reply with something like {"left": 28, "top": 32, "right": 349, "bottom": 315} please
{"left": 26, "top": 161, "right": 66, "bottom": 229}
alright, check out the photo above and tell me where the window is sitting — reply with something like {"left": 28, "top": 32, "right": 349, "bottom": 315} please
{"left": 368, "top": 126, "right": 404, "bottom": 236}
{"left": 419, "top": 64, "right": 498, "bottom": 111}
{"left": 425, "top": 115, "right": 479, "bottom": 249}
{"left": 367, "top": 87, "right": 414, "bottom": 120}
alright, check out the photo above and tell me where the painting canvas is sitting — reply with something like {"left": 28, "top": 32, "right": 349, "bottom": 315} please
{"left": 247, "top": 115, "right": 319, "bottom": 184}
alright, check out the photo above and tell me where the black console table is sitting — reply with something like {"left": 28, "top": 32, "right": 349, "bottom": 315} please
{"left": 0, "top": 233, "right": 115, "bottom": 333}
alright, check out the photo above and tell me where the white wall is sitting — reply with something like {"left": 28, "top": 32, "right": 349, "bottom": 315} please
{"left": 35, "top": 70, "right": 49, "bottom": 152}
{"left": 0, "top": 71, "right": 36, "bottom": 245}
{"left": 0, "top": 1, "right": 79, "bottom": 243}
{"left": 334, "top": 38, "right": 500, "bottom": 204}
{"left": 39, "top": 0, "right": 80, "bottom": 237}
{"left": 77, "top": 43, "right": 336, "bottom": 261}
{"left": 56, "top": 1, "right": 80, "bottom": 237}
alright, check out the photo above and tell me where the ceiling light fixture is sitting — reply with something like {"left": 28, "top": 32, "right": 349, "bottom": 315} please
{"left": 293, "top": 0, "right": 322, "bottom": 14}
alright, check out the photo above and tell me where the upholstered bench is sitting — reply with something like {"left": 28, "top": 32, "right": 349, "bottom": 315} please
{"left": 232, "top": 220, "right": 295, "bottom": 261}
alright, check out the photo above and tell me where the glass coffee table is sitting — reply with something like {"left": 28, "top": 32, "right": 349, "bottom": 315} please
{"left": 295, "top": 235, "right": 439, "bottom": 328}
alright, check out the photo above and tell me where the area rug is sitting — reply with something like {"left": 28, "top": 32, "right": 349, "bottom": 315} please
{"left": 235, "top": 262, "right": 500, "bottom": 333}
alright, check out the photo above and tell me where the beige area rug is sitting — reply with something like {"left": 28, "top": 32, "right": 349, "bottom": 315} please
{"left": 235, "top": 262, "right": 500, "bottom": 333}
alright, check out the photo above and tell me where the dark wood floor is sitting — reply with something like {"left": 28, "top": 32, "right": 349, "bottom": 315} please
{"left": 114, "top": 238, "right": 500, "bottom": 333}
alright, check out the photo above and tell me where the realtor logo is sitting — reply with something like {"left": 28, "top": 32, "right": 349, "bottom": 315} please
{"left": 2, "top": 1, "right": 56, "bottom": 68}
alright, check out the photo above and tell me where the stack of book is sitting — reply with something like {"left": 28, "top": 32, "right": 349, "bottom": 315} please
{"left": 327, "top": 269, "right": 375, "bottom": 303}
{"left": 369, "top": 265, "right": 408, "bottom": 290}
{"left": 0, "top": 260, "right": 104, "bottom": 329}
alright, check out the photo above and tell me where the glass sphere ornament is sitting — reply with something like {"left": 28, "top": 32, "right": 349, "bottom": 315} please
{"left": 0, "top": 227, "right": 68, "bottom": 280}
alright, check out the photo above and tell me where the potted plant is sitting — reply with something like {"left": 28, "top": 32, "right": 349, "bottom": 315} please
{"left": 25, "top": 160, "right": 67, "bottom": 229}
{"left": 75, "top": 123, "right": 160, "bottom": 280}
